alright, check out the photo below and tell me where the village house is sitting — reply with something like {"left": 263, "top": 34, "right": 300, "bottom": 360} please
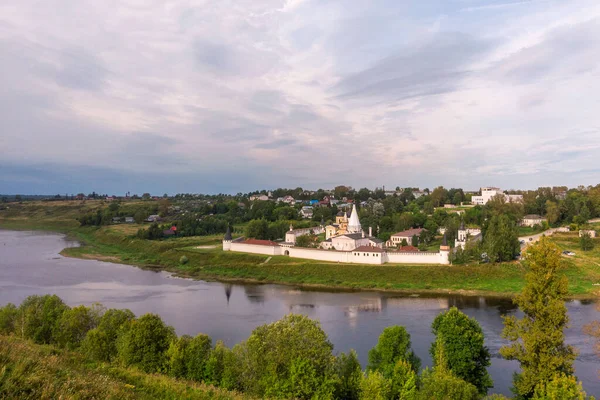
{"left": 249, "top": 194, "right": 269, "bottom": 201}
{"left": 300, "top": 206, "right": 313, "bottom": 219}
{"left": 125, "top": 216, "right": 135, "bottom": 223}
{"left": 387, "top": 228, "right": 424, "bottom": 247}
{"left": 520, "top": 214, "right": 547, "bottom": 227}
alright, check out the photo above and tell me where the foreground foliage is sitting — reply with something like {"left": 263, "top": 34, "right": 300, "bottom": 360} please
{"left": 500, "top": 238, "right": 577, "bottom": 398}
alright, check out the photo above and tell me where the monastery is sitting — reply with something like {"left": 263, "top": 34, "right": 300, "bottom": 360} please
{"left": 223, "top": 204, "right": 450, "bottom": 265}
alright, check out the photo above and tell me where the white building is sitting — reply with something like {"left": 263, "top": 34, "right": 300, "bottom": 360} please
{"left": 387, "top": 228, "right": 424, "bottom": 247}
{"left": 300, "top": 206, "right": 313, "bottom": 219}
{"left": 579, "top": 230, "right": 597, "bottom": 238}
{"left": 454, "top": 222, "right": 482, "bottom": 250}
{"left": 520, "top": 215, "right": 547, "bottom": 227}
{"left": 471, "top": 187, "right": 523, "bottom": 205}
{"left": 284, "top": 224, "right": 325, "bottom": 244}
{"left": 249, "top": 194, "right": 269, "bottom": 201}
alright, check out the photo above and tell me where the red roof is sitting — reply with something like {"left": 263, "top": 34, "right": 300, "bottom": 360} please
{"left": 391, "top": 228, "right": 424, "bottom": 237}
{"left": 397, "top": 245, "right": 419, "bottom": 252}
{"left": 353, "top": 246, "right": 385, "bottom": 253}
{"left": 242, "top": 239, "right": 280, "bottom": 247}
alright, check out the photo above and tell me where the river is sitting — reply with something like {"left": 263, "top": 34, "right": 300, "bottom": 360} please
{"left": 0, "top": 230, "right": 597, "bottom": 396}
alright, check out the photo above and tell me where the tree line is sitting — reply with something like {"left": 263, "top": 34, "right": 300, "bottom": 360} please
{"left": 0, "top": 239, "right": 592, "bottom": 399}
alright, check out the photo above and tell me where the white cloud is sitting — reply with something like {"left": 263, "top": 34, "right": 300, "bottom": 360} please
{"left": 1, "top": 0, "right": 599, "bottom": 194}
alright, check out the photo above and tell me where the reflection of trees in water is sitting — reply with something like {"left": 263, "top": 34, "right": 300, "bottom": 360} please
{"left": 224, "top": 284, "right": 233, "bottom": 304}
{"left": 288, "top": 304, "right": 316, "bottom": 312}
{"left": 244, "top": 284, "right": 265, "bottom": 303}
{"left": 447, "top": 295, "right": 517, "bottom": 315}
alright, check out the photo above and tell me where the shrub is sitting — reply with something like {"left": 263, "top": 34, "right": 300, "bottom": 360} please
{"left": 82, "top": 308, "right": 135, "bottom": 362}
{"left": 333, "top": 350, "right": 362, "bottom": 400}
{"left": 55, "top": 304, "right": 103, "bottom": 349}
{"left": 16, "top": 294, "right": 69, "bottom": 344}
{"left": 0, "top": 303, "right": 18, "bottom": 335}
{"left": 359, "top": 370, "right": 391, "bottom": 400}
{"left": 180, "top": 255, "right": 189, "bottom": 264}
{"left": 117, "top": 313, "right": 176, "bottom": 373}
{"left": 167, "top": 333, "right": 212, "bottom": 381}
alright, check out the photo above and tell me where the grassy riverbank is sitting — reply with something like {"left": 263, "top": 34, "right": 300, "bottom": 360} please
{"left": 0, "top": 335, "right": 252, "bottom": 400}
{"left": 2, "top": 201, "right": 600, "bottom": 297}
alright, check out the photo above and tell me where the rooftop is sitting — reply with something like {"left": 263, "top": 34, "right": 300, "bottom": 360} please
{"left": 391, "top": 228, "right": 424, "bottom": 237}
{"left": 353, "top": 246, "right": 385, "bottom": 253}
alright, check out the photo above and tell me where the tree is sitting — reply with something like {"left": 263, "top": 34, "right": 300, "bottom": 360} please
{"left": 500, "top": 237, "right": 576, "bottom": 398}
{"left": 532, "top": 374, "right": 589, "bottom": 400}
{"left": 245, "top": 219, "right": 269, "bottom": 239}
{"left": 484, "top": 214, "right": 520, "bottom": 262}
{"left": 368, "top": 326, "right": 420, "bottom": 378}
{"left": 82, "top": 308, "right": 135, "bottom": 362}
{"left": 418, "top": 338, "right": 479, "bottom": 400}
{"left": 167, "top": 333, "right": 212, "bottom": 381}
{"left": 411, "top": 234, "right": 419, "bottom": 247}
{"left": 430, "top": 186, "right": 448, "bottom": 207}
{"left": 55, "top": 304, "right": 103, "bottom": 349}
{"left": 430, "top": 307, "right": 492, "bottom": 395}
{"left": 0, "top": 303, "right": 17, "bottom": 335}
{"left": 296, "top": 234, "right": 318, "bottom": 248}
{"left": 240, "top": 314, "right": 336, "bottom": 399}
{"left": 117, "top": 313, "right": 176, "bottom": 373}
{"left": 545, "top": 200, "right": 560, "bottom": 225}
{"left": 390, "top": 359, "right": 418, "bottom": 400}
{"left": 333, "top": 350, "right": 362, "bottom": 400}
{"left": 16, "top": 294, "right": 69, "bottom": 344}
{"left": 205, "top": 340, "right": 233, "bottom": 387}
{"left": 359, "top": 370, "right": 392, "bottom": 400}
{"left": 580, "top": 231, "right": 595, "bottom": 251}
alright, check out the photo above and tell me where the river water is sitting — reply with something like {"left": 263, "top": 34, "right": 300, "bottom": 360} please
{"left": 0, "top": 230, "right": 598, "bottom": 396}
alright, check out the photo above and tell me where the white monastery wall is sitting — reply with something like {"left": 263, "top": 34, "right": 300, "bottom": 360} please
{"left": 229, "top": 242, "right": 281, "bottom": 256}
{"left": 386, "top": 251, "right": 449, "bottom": 265}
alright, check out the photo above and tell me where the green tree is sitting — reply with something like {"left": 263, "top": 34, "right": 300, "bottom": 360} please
{"left": 167, "top": 333, "right": 212, "bottom": 381}
{"left": 82, "top": 308, "right": 135, "bottom": 362}
{"left": 333, "top": 350, "right": 362, "bottom": 400}
{"left": 390, "top": 359, "right": 418, "bottom": 400}
{"left": 359, "top": 370, "right": 392, "bottom": 400}
{"left": 245, "top": 219, "right": 269, "bottom": 239}
{"left": 55, "top": 304, "right": 103, "bottom": 349}
{"left": 117, "top": 313, "right": 176, "bottom": 373}
{"left": 532, "top": 374, "right": 590, "bottom": 400}
{"left": 296, "top": 233, "right": 318, "bottom": 248}
{"left": 500, "top": 237, "right": 576, "bottom": 398}
{"left": 204, "top": 340, "right": 232, "bottom": 387}
{"left": 239, "top": 314, "right": 336, "bottom": 399}
{"left": 0, "top": 303, "right": 18, "bottom": 335}
{"left": 484, "top": 214, "right": 520, "bottom": 262}
{"left": 368, "top": 326, "right": 420, "bottom": 378}
{"left": 545, "top": 200, "right": 560, "bottom": 225}
{"left": 430, "top": 307, "right": 492, "bottom": 395}
{"left": 418, "top": 338, "right": 479, "bottom": 400}
{"left": 580, "top": 231, "right": 595, "bottom": 251}
{"left": 15, "top": 294, "right": 69, "bottom": 344}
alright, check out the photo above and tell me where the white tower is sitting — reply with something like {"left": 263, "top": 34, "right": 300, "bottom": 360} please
{"left": 347, "top": 204, "right": 362, "bottom": 234}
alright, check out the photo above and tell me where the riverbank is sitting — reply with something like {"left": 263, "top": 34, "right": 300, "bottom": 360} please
{"left": 2, "top": 205, "right": 600, "bottom": 298}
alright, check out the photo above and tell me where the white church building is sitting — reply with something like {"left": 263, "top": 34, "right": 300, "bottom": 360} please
{"left": 222, "top": 204, "right": 450, "bottom": 265}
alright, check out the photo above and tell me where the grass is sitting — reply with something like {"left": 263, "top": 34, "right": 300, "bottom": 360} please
{"left": 0, "top": 335, "right": 253, "bottom": 400}
{"left": 517, "top": 225, "right": 546, "bottom": 236}
{"left": 2, "top": 201, "right": 600, "bottom": 297}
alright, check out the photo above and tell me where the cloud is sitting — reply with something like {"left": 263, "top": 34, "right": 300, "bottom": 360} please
{"left": 1, "top": 0, "right": 600, "bottom": 194}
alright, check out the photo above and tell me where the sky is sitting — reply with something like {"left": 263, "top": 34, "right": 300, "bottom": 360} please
{"left": 1, "top": 0, "right": 600, "bottom": 195}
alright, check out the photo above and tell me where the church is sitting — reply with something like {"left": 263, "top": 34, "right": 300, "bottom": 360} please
{"left": 321, "top": 204, "right": 383, "bottom": 251}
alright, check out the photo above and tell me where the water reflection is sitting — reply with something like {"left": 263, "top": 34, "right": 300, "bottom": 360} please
{"left": 224, "top": 284, "right": 232, "bottom": 304}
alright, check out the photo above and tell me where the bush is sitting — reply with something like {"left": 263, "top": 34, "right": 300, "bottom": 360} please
{"left": 532, "top": 373, "right": 589, "bottom": 399}
{"left": 239, "top": 314, "right": 336, "bottom": 399}
{"left": 180, "top": 255, "right": 189, "bottom": 264}
{"left": 0, "top": 303, "right": 18, "bottom": 335}
{"left": 16, "top": 294, "right": 69, "bottom": 344}
{"left": 82, "top": 308, "right": 135, "bottom": 362}
{"left": 117, "top": 313, "right": 176, "bottom": 373}
{"left": 55, "top": 304, "right": 103, "bottom": 349}
{"left": 333, "top": 350, "right": 362, "bottom": 400}
{"left": 167, "top": 333, "right": 212, "bottom": 381}
{"left": 359, "top": 370, "right": 391, "bottom": 400}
